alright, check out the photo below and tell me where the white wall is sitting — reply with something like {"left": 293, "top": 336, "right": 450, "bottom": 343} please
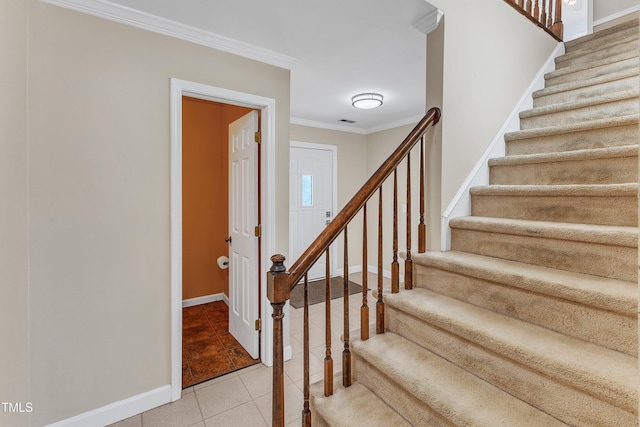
{"left": 594, "top": 0, "right": 640, "bottom": 23}
{"left": 425, "top": 0, "right": 558, "bottom": 244}
{"left": 365, "top": 124, "right": 422, "bottom": 277}
{"left": 25, "top": 1, "right": 290, "bottom": 425}
{"left": 0, "top": 1, "right": 30, "bottom": 426}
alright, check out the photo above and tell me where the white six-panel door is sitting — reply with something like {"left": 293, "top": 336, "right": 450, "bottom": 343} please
{"left": 228, "top": 111, "right": 259, "bottom": 359}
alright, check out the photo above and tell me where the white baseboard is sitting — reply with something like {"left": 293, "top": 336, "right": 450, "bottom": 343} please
{"left": 440, "top": 42, "right": 565, "bottom": 251}
{"left": 284, "top": 344, "right": 292, "bottom": 361}
{"left": 46, "top": 385, "right": 171, "bottom": 427}
{"left": 367, "top": 264, "right": 404, "bottom": 285}
{"left": 593, "top": 5, "right": 640, "bottom": 27}
{"left": 335, "top": 265, "right": 363, "bottom": 277}
{"left": 182, "top": 292, "right": 228, "bottom": 308}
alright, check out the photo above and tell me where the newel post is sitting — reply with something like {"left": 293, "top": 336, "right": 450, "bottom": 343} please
{"left": 267, "top": 254, "right": 290, "bottom": 427}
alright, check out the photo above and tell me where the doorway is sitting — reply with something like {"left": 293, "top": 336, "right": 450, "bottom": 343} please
{"left": 170, "top": 78, "right": 277, "bottom": 402}
{"left": 181, "top": 97, "right": 260, "bottom": 388}
{"left": 289, "top": 142, "right": 337, "bottom": 280}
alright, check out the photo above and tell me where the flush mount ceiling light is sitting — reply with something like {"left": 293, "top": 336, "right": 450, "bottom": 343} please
{"left": 351, "top": 93, "right": 383, "bottom": 109}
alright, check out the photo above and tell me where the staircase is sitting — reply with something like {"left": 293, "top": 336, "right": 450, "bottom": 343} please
{"left": 310, "top": 18, "right": 639, "bottom": 426}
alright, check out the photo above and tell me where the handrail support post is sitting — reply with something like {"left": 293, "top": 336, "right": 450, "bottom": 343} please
{"left": 267, "top": 254, "right": 290, "bottom": 427}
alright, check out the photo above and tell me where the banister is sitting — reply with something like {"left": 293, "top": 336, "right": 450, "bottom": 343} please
{"left": 286, "top": 107, "right": 441, "bottom": 289}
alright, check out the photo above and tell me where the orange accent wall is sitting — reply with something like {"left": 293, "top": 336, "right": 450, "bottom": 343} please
{"left": 182, "top": 96, "right": 253, "bottom": 301}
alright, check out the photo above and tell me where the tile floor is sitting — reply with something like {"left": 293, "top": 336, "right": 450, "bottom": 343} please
{"left": 182, "top": 301, "right": 260, "bottom": 388}
{"left": 109, "top": 272, "right": 389, "bottom": 427}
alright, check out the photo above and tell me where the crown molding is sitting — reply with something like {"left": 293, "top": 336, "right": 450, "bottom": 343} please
{"left": 413, "top": 8, "right": 444, "bottom": 35}
{"left": 40, "top": 0, "right": 299, "bottom": 70}
{"left": 291, "top": 113, "right": 424, "bottom": 135}
{"left": 290, "top": 117, "right": 368, "bottom": 134}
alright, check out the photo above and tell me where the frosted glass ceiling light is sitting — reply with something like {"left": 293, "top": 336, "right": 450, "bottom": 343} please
{"left": 352, "top": 93, "right": 383, "bottom": 109}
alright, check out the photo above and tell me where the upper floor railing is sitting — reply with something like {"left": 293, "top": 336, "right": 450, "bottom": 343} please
{"left": 266, "top": 107, "right": 441, "bottom": 426}
{"left": 505, "top": 0, "right": 564, "bottom": 41}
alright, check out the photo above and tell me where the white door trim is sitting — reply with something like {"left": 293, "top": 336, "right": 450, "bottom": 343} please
{"left": 289, "top": 141, "right": 338, "bottom": 276}
{"left": 170, "top": 78, "right": 276, "bottom": 402}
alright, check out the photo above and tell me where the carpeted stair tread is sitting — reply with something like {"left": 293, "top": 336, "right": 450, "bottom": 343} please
{"left": 412, "top": 250, "right": 637, "bottom": 315}
{"left": 533, "top": 68, "right": 639, "bottom": 107}
{"left": 450, "top": 216, "right": 637, "bottom": 281}
{"left": 489, "top": 144, "right": 638, "bottom": 167}
{"left": 504, "top": 113, "right": 639, "bottom": 155}
{"left": 351, "top": 333, "right": 567, "bottom": 426}
{"left": 534, "top": 68, "right": 639, "bottom": 99}
{"left": 558, "top": 32, "right": 639, "bottom": 63}
{"left": 519, "top": 89, "right": 639, "bottom": 129}
{"left": 564, "top": 18, "right": 639, "bottom": 52}
{"left": 544, "top": 56, "right": 639, "bottom": 87}
{"left": 471, "top": 182, "right": 638, "bottom": 197}
{"left": 383, "top": 289, "right": 638, "bottom": 412}
{"left": 489, "top": 145, "right": 639, "bottom": 185}
{"left": 310, "top": 379, "right": 411, "bottom": 427}
{"left": 555, "top": 36, "right": 639, "bottom": 69}
{"left": 505, "top": 113, "right": 639, "bottom": 142}
{"left": 449, "top": 216, "right": 637, "bottom": 247}
{"left": 469, "top": 184, "right": 638, "bottom": 226}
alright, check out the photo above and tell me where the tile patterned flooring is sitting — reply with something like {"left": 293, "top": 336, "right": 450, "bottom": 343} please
{"left": 182, "top": 301, "right": 259, "bottom": 388}
{"left": 109, "top": 272, "right": 388, "bottom": 427}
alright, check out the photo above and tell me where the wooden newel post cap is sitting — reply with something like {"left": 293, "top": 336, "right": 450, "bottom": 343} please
{"left": 267, "top": 254, "right": 290, "bottom": 304}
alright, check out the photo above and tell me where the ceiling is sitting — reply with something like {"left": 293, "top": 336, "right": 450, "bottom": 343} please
{"left": 53, "top": 0, "right": 437, "bottom": 134}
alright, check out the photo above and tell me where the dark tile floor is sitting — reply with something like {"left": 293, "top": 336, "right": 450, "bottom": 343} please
{"left": 182, "top": 301, "right": 259, "bottom": 388}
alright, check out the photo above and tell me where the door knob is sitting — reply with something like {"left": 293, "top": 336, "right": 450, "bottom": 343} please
{"left": 225, "top": 236, "right": 232, "bottom": 243}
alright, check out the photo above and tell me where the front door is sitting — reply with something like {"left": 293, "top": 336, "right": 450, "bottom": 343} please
{"left": 289, "top": 144, "right": 335, "bottom": 280}
{"left": 228, "top": 111, "right": 259, "bottom": 359}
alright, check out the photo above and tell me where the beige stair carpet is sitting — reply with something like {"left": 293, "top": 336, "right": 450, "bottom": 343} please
{"left": 310, "top": 18, "right": 639, "bottom": 426}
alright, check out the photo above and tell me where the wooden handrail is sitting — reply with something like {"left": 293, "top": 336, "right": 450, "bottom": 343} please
{"left": 504, "top": 0, "right": 564, "bottom": 41}
{"left": 286, "top": 107, "right": 441, "bottom": 289}
{"left": 267, "top": 107, "right": 440, "bottom": 427}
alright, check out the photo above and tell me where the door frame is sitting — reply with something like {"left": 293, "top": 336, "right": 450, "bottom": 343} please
{"left": 170, "top": 78, "right": 276, "bottom": 401}
{"left": 289, "top": 141, "right": 338, "bottom": 278}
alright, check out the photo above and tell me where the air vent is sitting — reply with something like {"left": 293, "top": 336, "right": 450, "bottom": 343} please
{"left": 339, "top": 119, "right": 356, "bottom": 124}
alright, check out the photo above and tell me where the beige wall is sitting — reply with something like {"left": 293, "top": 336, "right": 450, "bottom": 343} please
{"left": 289, "top": 125, "right": 368, "bottom": 269}
{"left": 426, "top": 0, "right": 558, "bottom": 228}
{"left": 594, "top": 0, "right": 639, "bottom": 23}
{"left": 365, "top": 124, "right": 422, "bottom": 276}
{"left": 0, "top": 1, "right": 30, "bottom": 426}
{"left": 26, "top": 1, "right": 289, "bottom": 425}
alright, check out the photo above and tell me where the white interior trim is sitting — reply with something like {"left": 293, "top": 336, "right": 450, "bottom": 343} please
{"left": 593, "top": 4, "right": 640, "bottom": 27}
{"left": 440, "top": 43, "right": 565, "bottom": 251}
{"left": 170, "top": 78, "right": 276, "bottom": 404}
{"left": 45, "top": 386, "right": 171, "bottom": 427}
{"left": 413, "top": 8, "right": 444, "bottom": 35}
{"left": 182, "top": 292, "right": 229, "bottom": 308}
{"left": 291, "top": 114, "right": 423, "bottom": 135}
{"left": 367, "top": 264, "right": 403, "bottom": 286}
{"left": 40, "top": 0, "right": 298, "bottom": 70}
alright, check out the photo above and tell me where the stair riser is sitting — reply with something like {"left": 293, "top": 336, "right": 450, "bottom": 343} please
{"left": 352, "top": 356, "right": 453, "bottom": 427}
{"left": 450, "top": 228, "right": 637, "bottom": 282}
{"left": 506, "top": 122, "right": 639, "bottom": 155}
{"left": 470, "top": 193, "right": 638, "bottom": 226}
{"left": 384, "top": 307, "right": 637, "bottom": 425}
{"left": 414, "top": 265, "right": 637, "bottom": 355}
{"left": 490, "top": 155, "right": 638, "bottom": 185}
{"left": 534, "top": 74, "right": 639, "bottom": 107}
{"left": 545, "top": 57, "right": 638, "bottom": 87}
{"left": 556, "top": 39, "right": 639, "bottom": 69}
{"left": 520, "top": 97, "right": 639, "bottom": 130}
{"left": 565, "top": 24, "right": 639, "bottom": 53}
